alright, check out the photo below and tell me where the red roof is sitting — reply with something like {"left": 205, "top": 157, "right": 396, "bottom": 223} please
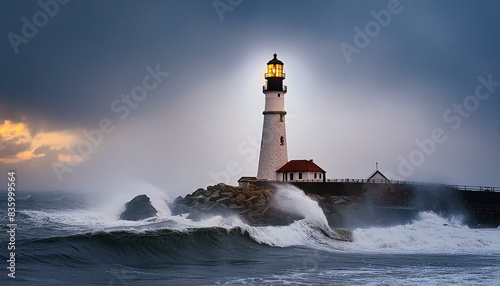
{"left": 276, "top": 160, "right": 326, "bottom": 173}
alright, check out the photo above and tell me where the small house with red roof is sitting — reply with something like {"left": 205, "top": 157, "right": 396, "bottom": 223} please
{"left": 276, "top": 159, "right": 326, "bottom": 182}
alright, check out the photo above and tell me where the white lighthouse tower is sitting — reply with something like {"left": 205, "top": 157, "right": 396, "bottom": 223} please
{"left": 257, "top": 54, "right": 288, "bottom": 180}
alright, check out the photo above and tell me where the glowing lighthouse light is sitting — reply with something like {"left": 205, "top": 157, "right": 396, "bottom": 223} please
{"left": 266, "top": 56, "right": 284, "bottom": 78}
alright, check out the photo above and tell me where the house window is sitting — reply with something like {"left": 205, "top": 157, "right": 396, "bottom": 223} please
{"left": 290, "top": 173, "right": 294, "bottom": 181}
{"left": 299, "top": 172, "right": 302, "bottom": 180}
{"left": 280, "top": 114, "right": 283, "bottom": 122}
{"left": 278, "top": 93, "right": 281, "bottom": 97}
{"left": 280, "top": 136, "right": 284, "bottom": 145}
{"left": 319, "top": 173, "right": 322, "bottom": 179}
{"left": 314, "top": 173, "right": 317, "bottom": 179}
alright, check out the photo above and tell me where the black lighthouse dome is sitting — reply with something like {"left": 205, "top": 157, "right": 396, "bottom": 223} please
{"left": 267, "top": 53, "right": 284, "bottom": 65}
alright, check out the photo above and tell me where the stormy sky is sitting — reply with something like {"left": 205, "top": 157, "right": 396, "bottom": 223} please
{"left": 1, "top": 0, "right": 499, "bottom": 197}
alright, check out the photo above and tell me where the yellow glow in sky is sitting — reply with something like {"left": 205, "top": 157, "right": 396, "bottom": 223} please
{"left": 0, "top": 120, "right": 31, "bottom": 143}
{"left": 0, "top": 120, "right": 81, "bottom": 164}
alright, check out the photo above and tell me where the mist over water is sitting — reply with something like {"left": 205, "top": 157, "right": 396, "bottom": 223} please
{"left": 84, "top": 179, "right": 173, "bottom": 220}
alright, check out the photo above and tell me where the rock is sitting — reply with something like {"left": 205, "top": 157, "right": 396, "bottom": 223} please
{"left": 216, "top": 197, "right": 231, "bottom": 206}
{"left": 246, "top": 195, "right": 258, "bottom": 202}
{"left": 254, "top": 202, "right": 264, "bottom": 209}
{"left": 187, "top": 208, "right": 202, "bottom": 220}
{"left": 193, "top": 188, "right": 204, "bottom": 196}
{"left": 207, "top": 202, "right": 220, "bottom": 211}
{"left": 239, "top": 209, "right": 251, "bottom": 215}
{"left": 244, "top": 190, "right": 256, "bottom": 198}
{"left": 209, "top": 193, "right": 222, "bottom": 201}
{"left": 170, "top": 196, "right": 192, "bottom": 215}
{"left": 229, "top": 204, "right": 244, "bottom": 210}
{"left": 221, "top": 191, "right": 234, "bottom": 198}
{"left": 172, "top": 203, "right": 190, "bottom": 215}
{"left": 334, "top": 198, "right": 346, "bottom": 204}
{"left": 119, "top": 194, "right": 157, "bottom": 221}
{"left": 168, "top": 183, "right": 354, "bottom": 227}
{"left": 257, "top": 197, "right": 267, "bottom": 206}
{"left": 235, "top": 193, "right": 246, "bottom": 205}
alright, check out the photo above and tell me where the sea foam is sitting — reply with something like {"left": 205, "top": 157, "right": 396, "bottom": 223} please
{"left": 20, "top": 186, "right": 500, "bottom": 255}
{"left": 348, "top": 211, "right": 500, "bottom": 254}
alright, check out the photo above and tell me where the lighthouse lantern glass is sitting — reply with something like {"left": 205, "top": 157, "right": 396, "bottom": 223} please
{"left": 267, "top": 63, "right": 283, "bottom": 78}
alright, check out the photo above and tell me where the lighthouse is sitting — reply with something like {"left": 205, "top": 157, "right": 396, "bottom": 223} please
{"left": 257, "top": 54, "right": 288, "bottom": 180}
{"left": 238, "top": 53, "right": 327, "bottom": 186}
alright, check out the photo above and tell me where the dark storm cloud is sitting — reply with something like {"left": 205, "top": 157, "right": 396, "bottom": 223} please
{"left": 0, "top": 0, "right": 499, "bottom": 191}
{"left": 0, "top": 0, "right": 221, "bottom": 128}
{"left": 0, "top": 136, "right": 30, "bottom": 158}
{"left": 1, "top": 0, "right": 499, "bottom": 123}
{"left": 334, "top": 1, "right": 500, "bottom": 82}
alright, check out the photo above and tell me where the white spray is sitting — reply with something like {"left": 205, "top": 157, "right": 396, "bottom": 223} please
{"left": 89, "top": 180, "right": 172, "bottom": 219}
{"left": 271, "top": 184, "right": 338, "bottom": 238}
{"left": 347, "top": 211, "right": 500, "bottom": 254}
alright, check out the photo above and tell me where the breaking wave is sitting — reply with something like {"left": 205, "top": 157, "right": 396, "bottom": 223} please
{"left": 16, "top": 188, "right": 500, "bottom": 268}
{"left": 348, "top": 211, "right": 500, "bottom": 254}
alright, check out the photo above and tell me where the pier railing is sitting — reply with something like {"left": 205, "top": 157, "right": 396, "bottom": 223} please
{"left": 450, "top": 185, "right": 498, "bottom": 192}
{"left": 264, "top": 179, "right": 499, "bottom": 192}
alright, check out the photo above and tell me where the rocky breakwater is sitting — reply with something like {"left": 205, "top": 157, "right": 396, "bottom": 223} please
{"left": 170, "top": 183, "right": 302, "bottom": 226}
{"left": 170, "top": 183, "right": 356, "bottom": 239}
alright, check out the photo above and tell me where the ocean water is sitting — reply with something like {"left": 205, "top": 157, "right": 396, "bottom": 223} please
{"left": 1, "top": 188, "right": 500, "bottom": 285}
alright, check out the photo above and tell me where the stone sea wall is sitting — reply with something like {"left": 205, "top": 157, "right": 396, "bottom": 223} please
{"left": 268, "top": 181, "right": 500, "bottom": 227}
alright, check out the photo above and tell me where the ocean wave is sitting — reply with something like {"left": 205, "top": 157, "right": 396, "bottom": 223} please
{"left": 18, "top": 197, "right": 500, "bottom": 265}
{"left": 348, "top": 211, "right": 500, "bottom": 254}
{"left": 19, "top": 226, "right": 276, "bottom": 267}
{"left": 15, "top": 211, "right": 500, "bottom": 272}
{"left": 18, "top": 206, "right": 350, "bottom": 267}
